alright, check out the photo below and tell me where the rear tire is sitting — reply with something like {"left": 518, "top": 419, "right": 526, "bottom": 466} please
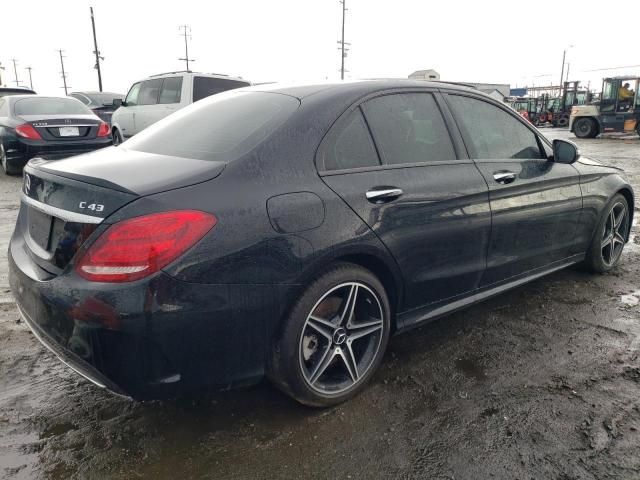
{"left": 574, "top": 117, "right": 598, "bottom": 139}
{"left": 0, "top": 143, "right": 20, "bottom": 176}
{"left": 268, "top": 263, "right": 391, "bottom": 407}
{"left": 112, "top": 128, "right": 123, "bottom": 146}
{"left": 557, "top": 114, "right": 569, "bottom": 128}
{"left": 584, "top": 193, "right": 629, "bottom": 273}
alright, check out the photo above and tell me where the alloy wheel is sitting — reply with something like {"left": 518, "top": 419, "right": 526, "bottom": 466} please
{"left": 601, "top": 202, "right": 628, "bottom": 267}
{"left": 299, "top": 282, "right": 385, "bottom": 395}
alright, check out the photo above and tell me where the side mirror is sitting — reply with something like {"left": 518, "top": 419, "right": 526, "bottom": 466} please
{"left": 113, "top": 98, "right": 124, "bottom": 108}
{"left": 553, "top": 139, "right": 580, "bottom": 164}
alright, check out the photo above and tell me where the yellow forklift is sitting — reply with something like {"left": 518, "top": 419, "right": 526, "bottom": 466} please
{"left": 570, "top": 76, "right": 640, "bottom": 138}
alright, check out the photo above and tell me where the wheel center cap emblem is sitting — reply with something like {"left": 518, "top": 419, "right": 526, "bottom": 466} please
{"left": 333, "top": 328, "right": 347, "bottom": 345}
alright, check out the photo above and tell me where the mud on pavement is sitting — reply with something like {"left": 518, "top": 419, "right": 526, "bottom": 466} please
{"left": 1, "top": 130, "right": 640, "bottom": 480}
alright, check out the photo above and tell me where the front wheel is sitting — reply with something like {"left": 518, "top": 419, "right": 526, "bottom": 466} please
{"left": 269, "top": 263, "right": 391, "bottom": 407}
{"left": 574, "top": 117, "right": 598, "bottom": 138}
{"left": 584, "top": 194, "right": 630, "bottom": 273}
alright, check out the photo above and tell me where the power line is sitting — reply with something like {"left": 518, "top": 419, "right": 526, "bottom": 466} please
{"left": 178, "top": 25, "right": 195, "bottom": 71}
{"left": 57, "top": 49, "right": 70, "bottom": 95}
{"left": 90, "top": 6, "right": 104, "bottom": 92}
{"left": 581, "top": 64, "right": 640, "bottom": 72}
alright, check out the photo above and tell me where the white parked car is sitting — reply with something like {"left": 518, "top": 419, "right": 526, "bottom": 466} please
{"left": 111, "top": 71, "right": 250, "bottom": 144}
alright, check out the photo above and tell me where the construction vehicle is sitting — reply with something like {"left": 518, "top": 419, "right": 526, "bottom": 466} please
{"left": 547, "top": 81, "right": 592, "bottom": 127}
{"left": 509, "top": 95, "right": 550, "bottom": 125}
{"left": 570, "top": 77, "right": 640, "bottom": 138}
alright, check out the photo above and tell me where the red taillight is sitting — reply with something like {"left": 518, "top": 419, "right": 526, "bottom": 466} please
{"left": 75, "top": 210, "right": 217, "bottom": 282}
{"left": 15, "top": 124, "right": 42, "bottom": 140}
{"left": 97, "top": 122, "right": 110, "bottom": 137}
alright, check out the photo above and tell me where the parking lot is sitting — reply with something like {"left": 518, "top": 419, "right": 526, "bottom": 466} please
{"left": 1, "top": 128, "right": 639, "bottom": 479}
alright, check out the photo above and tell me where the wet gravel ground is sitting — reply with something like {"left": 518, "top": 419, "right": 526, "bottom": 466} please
{"left": 1, "top": 129, "right": 640, "bottom": 479}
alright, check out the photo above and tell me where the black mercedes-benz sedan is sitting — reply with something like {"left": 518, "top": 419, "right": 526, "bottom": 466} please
{"left": 8, "top": 80, "right": 634, "bottom": 406}
{"left": 0, "top": 95, "right": 112, "bottom": 175}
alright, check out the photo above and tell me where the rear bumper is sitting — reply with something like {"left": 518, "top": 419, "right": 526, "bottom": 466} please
{"left": 8, "top": 231, "right": 287, "bottom": 400}
{"left": 8, "top": 137, "right": 112, "bottom": 168}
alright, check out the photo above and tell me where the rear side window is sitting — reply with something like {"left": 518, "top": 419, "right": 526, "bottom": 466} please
{"left": 159, "top": 77, "right": 183, "bottom": 104}
{"left": 137, "top": 79, "right": 163, "bottom": 105}
{"left": 193, "top": 77, "right": 249, "bottom": 102}
{"left": 125, "top": 83, "right": 141, "bottom": 106}
{"left": 318, "top": 109, "right": 380, "bottom": 171}
{"left": 125, "top": 91, "right": 299, "bottom": 161}
{"left": 362, "top": 93, "right": 456, "bottom": 165}
{"left": 13, "top": 97, "right": 91, "bottom": 116}
{"left": 447, "top": 95, "right": 543, "bottom": 160}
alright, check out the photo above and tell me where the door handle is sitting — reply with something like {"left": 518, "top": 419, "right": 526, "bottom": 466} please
{"left": 493, "top": 171, "right": 517, "bottom": 184}
{"left": 366, "top": 187, "right": 404, "bottom": 203}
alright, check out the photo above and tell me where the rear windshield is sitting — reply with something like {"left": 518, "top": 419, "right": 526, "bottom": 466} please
{"left": 87, "top": 93, "right": 124, "bottom": 105}
{"left": 14, "top": 97, "right": 91, "bottom": 116}
{"left": 125, "top": 91, "right": 299, "bottom": 161}
{"left": 193, "top": 77, "right": 249, "bottom": 102}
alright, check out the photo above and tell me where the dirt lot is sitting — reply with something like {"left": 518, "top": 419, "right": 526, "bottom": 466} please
{"left": 1, "top": 129, "right": 640, "bottom": 480}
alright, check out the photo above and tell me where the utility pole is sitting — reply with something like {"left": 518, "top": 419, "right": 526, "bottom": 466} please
{"left": 338, "top": 0, "right": 350, "bottom": 80}
{"left": 559, "top": 49, "right": 566, "bottom": 98}
{"left": 565, "top": 63, "right": 571, "bottom": 85}
{"left": 25, "top": 66, "right": 33, "bottom": 90}
{"left": 11, "top": 59, "right": 19, "bottom": 87}
{"left": 0, "top": 62, "right": 5, "bottom": 87}
{"left": 178, "top": 25, "right": 195, "bottom": 71}
{"left": 90, "top": 6, "right": 104, "bottom": 92}
{"left": 58, "top": 49, "right": 70, "bottom": 95}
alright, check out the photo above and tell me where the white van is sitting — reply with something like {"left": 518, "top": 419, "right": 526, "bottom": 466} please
{"left": 111, "top": 71, "right": 250, "bottom": 144}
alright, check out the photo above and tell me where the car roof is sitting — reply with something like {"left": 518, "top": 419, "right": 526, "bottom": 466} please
{"left": 136, "top": 71, "right": 249, "bottom": 83}
{"left": 0, "top": 87, "right": 36, "bottom": 94}
{"left": 245, "top": 79, "right": 479, "bottom": 100}
{"left": 71, "top": 91, "right": 123, "bottom": 96}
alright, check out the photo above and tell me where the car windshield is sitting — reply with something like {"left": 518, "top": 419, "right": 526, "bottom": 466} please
{"left": 125, "top": 91, "right": 300, "bottom": 161}
{"left": 14, "top": 97, "right": 92, "bottom": 116}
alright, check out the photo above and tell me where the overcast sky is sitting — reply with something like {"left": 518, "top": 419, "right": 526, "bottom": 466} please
{"left": 1, "top": 0, "right": 639, "bottom": 96}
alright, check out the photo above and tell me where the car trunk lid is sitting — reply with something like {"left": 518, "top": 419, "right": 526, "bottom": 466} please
{"left": 19, "top": 114, "right": 102, "bottom": 142}
{"left": 18, "top": 150, "right": 226, "bottom": 275}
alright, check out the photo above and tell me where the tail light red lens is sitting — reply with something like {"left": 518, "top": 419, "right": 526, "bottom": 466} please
{"left": 97, "top": 122, "right": 110, "bottom": 137}
{"left": 15, "top": 124, "right": 42, "bottom": 140}
{"left": 75, "top": 210, "right": 217, "bottom": 282}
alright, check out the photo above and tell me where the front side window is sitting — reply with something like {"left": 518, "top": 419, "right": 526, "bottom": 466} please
{"left": 362, "top": 93, "right": 456, "bottom": 165}
{"left": 158, "top": 77, "right": 183, "bottom": 104}
{"left": 447, "top": 95, "right": 543, "bottom": 160}
{"left": 125, "top": 83, "right": 141, "bottom": 106}
{"left": 193, "top": 77, "right": 249, "bottom": 102}
{"left": 318, "top": 109, "right": 380, "bottom": 171}
{"left": 137, "top": 79, "right": 163, "bottom": 105}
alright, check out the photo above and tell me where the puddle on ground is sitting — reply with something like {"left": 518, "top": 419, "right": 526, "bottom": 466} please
{"left": 455, "top": 357, "right": 487, "bottom": 381}
{"left": 620, "top": 291, "right": 640, "bottom": 307}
